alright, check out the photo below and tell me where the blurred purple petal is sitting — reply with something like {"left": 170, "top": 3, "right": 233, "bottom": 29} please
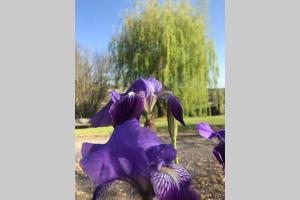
{"left": 89, "top": 100, "right": 113, "bottom": 127}
{"left": 109, "top": 92, "right": 145, "bottom": 127}
{"left": 80, "top": 120, "right": 158, "bottom": 186}
{"left": 80, "top": 119, "right": 198, "bottom": 199}
{"left": 195, "top": 122, "right": 214, "bottom": 139}
{"left": 213, "top": 141, "right": 225, "bottom": 170}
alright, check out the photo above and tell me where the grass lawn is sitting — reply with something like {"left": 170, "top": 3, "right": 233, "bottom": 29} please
{"left": 75, "top": 115, "right": 224, "bottom": 137}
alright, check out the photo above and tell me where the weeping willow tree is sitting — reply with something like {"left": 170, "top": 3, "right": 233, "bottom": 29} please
{"left": 110, "top": 0, "right": 219, "bottom": 116}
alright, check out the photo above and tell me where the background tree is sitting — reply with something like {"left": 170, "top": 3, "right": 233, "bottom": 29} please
{"left": 75, "top": 43, "right": 113, "bottom": 118}
{"left": 110, "top": 0, "right": 219, "bottom": 116}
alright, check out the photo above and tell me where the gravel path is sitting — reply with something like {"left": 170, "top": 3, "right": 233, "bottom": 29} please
{"left": 75, "top": 133, "right": 225, "bottom": 200}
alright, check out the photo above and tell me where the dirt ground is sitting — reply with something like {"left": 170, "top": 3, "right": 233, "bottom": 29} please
{"left": 75, "top": 134, "right": 225, "bottom": 200}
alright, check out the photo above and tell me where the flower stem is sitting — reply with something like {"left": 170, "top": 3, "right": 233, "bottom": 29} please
{"left": 167, "top": 107, "right": 179, "bottom": 164}
{"left": 144, "top": 117, "right": 156, "bottom": 131}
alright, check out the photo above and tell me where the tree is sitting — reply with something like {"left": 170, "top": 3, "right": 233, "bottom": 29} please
{"left": 75, "top": 44, "right": 113, "bottom": 118}
{"left": 110, "top": 0, "right": 219, "bottom": 116}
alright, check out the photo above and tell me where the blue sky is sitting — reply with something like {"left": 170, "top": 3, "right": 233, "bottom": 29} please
{"left": 76, "top": 0, "right": 225, "bottom": 87}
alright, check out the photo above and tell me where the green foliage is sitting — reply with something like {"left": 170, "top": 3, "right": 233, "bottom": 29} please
{"left": 167, "top": 106, "right": 179, "bottom": 163}
{"left": 75, "top": 115, "right": 225, "bottom": 136}
{"left": 110, "top": 0, "right": 219, "bottom": 116}
{"left": 208, "top": 88, "right": 225, "bottom": 115}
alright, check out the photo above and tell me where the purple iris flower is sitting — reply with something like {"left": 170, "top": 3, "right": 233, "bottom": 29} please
{"left": 89, "top": 77, "right": 185, "bottom": 128}
{"left": 109, "top": 91, "right": 145, "bottom": 127}
{"left": 80, "top": 124, "right": 197, "bottom": 199}
{"left": 195, "top": 122, "right": 225, "bottom": 170}
{"left": 80, "top": 93, "right": 197, "bottom": 200}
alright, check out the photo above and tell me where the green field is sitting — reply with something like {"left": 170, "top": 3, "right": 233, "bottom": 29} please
{"left": 75, "top": 115, "right": 225, "bottom": 137}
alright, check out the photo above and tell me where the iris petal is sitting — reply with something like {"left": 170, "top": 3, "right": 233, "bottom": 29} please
{"left": 146, "top": 144, "right": 177, "bottom": 170}
{"left": 158, "top": 92, "right": 185, "bottom": 126}
{"left": 80, "top": 120, "right": 161, "bottom": 194}
{"left": 109, "top": 92, "right": 145, "bottom": 127}
{"left": 88, "top": 91, "right": 122, "bottom": 128}
{"left": 150, "top": 164, "right": 196, "bottom": 200}
{"left": 109, "top": 90, "right": 121, "bottom": 102}
{"left": 89, "top": 77, "right": 164, "bottom": 127}
{"left": 216, "top": 129, "right": 225, "bottom": 141}
{"left": 146, "top": 77, "right": 162, "bottom": 94}
{"left": 80, "top": 143, "right": 119, "bottom": 185}
{"left": 89, "top": 100, "right": 113, "bottom": 127}
{"left": 81, "top": 119, "right": 197, "bottom": 199}
{"left": 126, "top": 77, "right": 162, "bottom": 97}
{"left": 195, "top": 122, "right": 214, "bottom": 139}
{"left": 196, "top": 122, "right": 225, "bottom": 170}
{"left": 213, "top": 141, "right": 225, "bottom": 170}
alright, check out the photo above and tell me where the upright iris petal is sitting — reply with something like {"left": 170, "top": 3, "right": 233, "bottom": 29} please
{"left": 196, "top": 122, "right": 225, "bottom": 170}
{"left": 80, "top": 119, "right": 198, "bottom": 200}
{"left": 109, "top": 90, "right": 121, "bottom": 102}
{"left": 89, "top": 77, "right": 186, "bottom": 127}
{"left": 89, "top": 77, "right": 161, "bottom": 127}
{"left": 126, "top": 77, "right": 162, "bottom": 97}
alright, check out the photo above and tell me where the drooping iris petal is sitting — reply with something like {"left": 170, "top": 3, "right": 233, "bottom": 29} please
{"left": 213, "top": 141, "right": 225, "bottom": 170}
{"left": 215, "top": 129, "right": 225, "bottom": 142}
{"left": 89, "top": 100, "right": 113, "bottom": 127}
{"left": 80, "top": 142, "right": 119, "bottom": 185}
{"left": 80, "top": 119, "right": 198, "bottom": 199}
{"left": 159, "top": 92, "right": 185, "bottom": 126}
{"left": 109, "top": 92, "right": 145, "bottom": 127}
{"left": 88, "top": 91, "right": 123, "bottom": 127}
{"left": 167, "top": 95, "right": 186, "bottom": 126}
{"left": 150, "top": 163, "right": 197, "bottom": 200}
{"left": 80, "top": 120, "right": 161, "bottom": 191}
{"left": 195, "top": 122, "right": 214, "bottom": 139}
